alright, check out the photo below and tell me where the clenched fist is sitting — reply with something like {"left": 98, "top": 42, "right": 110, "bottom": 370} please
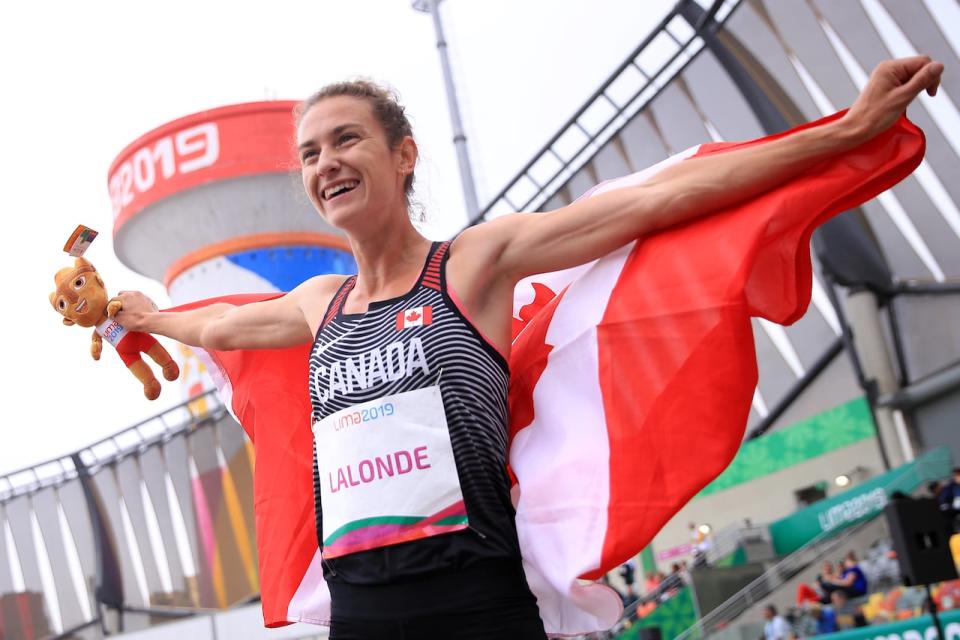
{"left": 842, "top": 56, "right": 944, "bottom": 143}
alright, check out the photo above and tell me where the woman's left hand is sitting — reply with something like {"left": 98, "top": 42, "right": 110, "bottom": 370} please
{"left": 842, "top": 56, "right": 944, "bottom": 142}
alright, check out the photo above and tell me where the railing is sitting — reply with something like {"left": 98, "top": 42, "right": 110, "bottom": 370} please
{"left": 670, "top": 449, "right": 951, "bottom": 640}
{"left": 0, "top": 389, "right": 225, "bottom": 503}
{"left": 681, "top": 518, "right": 876, "bottom": 640}
{"left": 706, "top": 524, "right": 745, "bottom": 566}
{"left": 705, "top": 524, "right": 772, "bottom": 566}
{"left": 471, "top": 0, "right": 743, "bottom": 224}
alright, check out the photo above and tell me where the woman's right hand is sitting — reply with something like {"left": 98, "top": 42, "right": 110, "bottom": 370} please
{"left": 104, "top": 275, "right": 343, "bottom": 350}
{"left": 110, "top": 291, "right": 159, "bottom": 332}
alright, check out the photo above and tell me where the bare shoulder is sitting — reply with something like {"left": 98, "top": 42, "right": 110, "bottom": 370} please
{"left": 450, "top": 213, "right": 528, "bottom": 268}
{"left": 290, "top": 273, "right": 353, "bottom": 335}
{"left": 291, "top": 273, "right": 350, "bottom": 297}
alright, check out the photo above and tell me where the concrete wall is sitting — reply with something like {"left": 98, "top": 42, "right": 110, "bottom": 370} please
{"left": 650, "top": 438, "right": 886, "bottom": 572}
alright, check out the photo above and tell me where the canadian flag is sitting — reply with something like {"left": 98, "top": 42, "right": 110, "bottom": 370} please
{"left": 396, "top": 305, "right": 432, "bottom": 330}
{"left": 172, "top": 112, "right": 924, "bottom": 635}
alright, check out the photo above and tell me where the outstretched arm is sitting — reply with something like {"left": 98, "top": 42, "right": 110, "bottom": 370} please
{"left": 112, "top": 275, "right": 344, "bottom": 351}
{"left": 462, "top": 56, "right": 942, "bottom": 282}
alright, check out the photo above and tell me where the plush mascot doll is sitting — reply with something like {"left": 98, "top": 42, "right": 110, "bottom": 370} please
{"left": 49, "top": 227, "right": 179, "bottom": 400}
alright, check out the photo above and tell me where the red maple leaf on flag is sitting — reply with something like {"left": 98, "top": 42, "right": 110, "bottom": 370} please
{"left": 406, "top": 310, "right": 421, "bottom": 322}
{"left": 511, "top": 282, "right": 558, "bottom": 339}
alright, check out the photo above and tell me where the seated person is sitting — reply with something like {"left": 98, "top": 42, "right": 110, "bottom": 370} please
{"left": 937, "top": 469, "right": 960, "bottom": 511}
{"left": 937, "top": 468, "right": 960, "bottom": 533}
{"left": 814, "top": 560, "right": 844, "bottom": 604}
{"left": 824, "top": 552, "right": 868, "bottom": 598}
{"left": 797, "top": 582, "right": 821, "bottom": 607}
{"left": 811, "top": 603, "right": 838, "bottom": 635}
{"left": 830, "top": 590, "right": 868, "bottom": 629}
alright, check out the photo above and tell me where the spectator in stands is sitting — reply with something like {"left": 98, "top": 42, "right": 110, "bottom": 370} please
{"left": 657, "top": 563, "right": 684, "bottom": 601}
{"left": 692, "top": 547, "right": 709, "bottom": 569}
{"left": 797, "top": 560, "right": 842, "bottom": 606}
{"left": 823, "top": 552, "right": 868, "bottom": 598}
{"left": 864, "top": 539, "right": 900, "bottom": 590}
{"left": 663, "top": 564, "right": 683, "bottom": 589}
{"left": 793, "top": 606, "right": 817, "bottom": 638}
{"left": 829, "top": 590, "right": 868, "bottom": 629}
{"left": 928, "top": 480, "right": 943, "bottom": 500}
{"left": 810, "top": 603, "right": 838, "bottom": 635}
{"left": 689, "top": 521, "right": 703, "bottom": 546}
{"left": 809, "top": 560, "right": 842, "bottom": 604}
{"left": 945, "top": 469, "right": 960, "bottom": 504}
{"left": 644, "top": 570, "right": 662, "bottom": 596}
{"left": 796, "top": 582, "right": 820, "bottom": 608}
{"left": 618, "top": 559, "right": 638, "bottom": 605}
{"left": 937, "top": 468, "right": 960, "bottom": 531}
{"left": 763, "top": 604, "right": 792, "bottom": 640}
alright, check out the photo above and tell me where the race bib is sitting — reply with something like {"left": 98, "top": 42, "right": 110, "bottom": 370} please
{"left": 314, "top": 386, "right": 468, "bottom": 558}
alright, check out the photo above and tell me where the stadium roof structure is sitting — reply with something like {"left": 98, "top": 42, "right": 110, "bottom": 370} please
{"left": 471, "top": 0, "right": 960, "bottom": 452}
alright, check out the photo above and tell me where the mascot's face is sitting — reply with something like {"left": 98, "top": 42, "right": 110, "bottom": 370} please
{"left": 49, "top": 257, "right": 107, "bottom": 328}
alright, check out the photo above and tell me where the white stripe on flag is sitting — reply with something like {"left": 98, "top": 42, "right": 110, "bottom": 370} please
{"left": 511, "top": 242, "right": 633, "bottom": 632}
{"left": 286, "top": 550, "right": 330, "bottom": 624}
{"left": 190, "top": 347, "right": 237, "bottom": 423}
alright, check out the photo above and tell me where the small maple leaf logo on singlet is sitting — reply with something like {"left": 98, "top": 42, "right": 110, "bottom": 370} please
{"left": 396, "top": 306, "right": 433, "bottom": 330}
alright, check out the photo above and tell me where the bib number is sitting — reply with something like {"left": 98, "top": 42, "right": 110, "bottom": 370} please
{"left": 314, "top": 386, "right": 468, "bottom": 558}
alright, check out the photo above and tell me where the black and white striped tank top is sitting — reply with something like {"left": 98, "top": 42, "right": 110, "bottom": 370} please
{"left": 308, "top": 240, "right": 521, "bottom": 583}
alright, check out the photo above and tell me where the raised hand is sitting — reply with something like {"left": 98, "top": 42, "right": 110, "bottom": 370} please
{"left": 843, "top": 56, "right": 944, "bottom": 142}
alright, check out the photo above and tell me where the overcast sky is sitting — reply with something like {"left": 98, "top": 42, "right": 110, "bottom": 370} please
{"left": 0, "top": 0, "right": 679, "bottom": 475}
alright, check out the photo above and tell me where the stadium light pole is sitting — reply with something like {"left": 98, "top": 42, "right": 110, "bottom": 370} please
{"left": 412, "top": 0, "right": 481, "bottom": 220}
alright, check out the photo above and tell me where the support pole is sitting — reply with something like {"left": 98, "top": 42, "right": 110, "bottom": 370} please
{"left": 413, "top": 0, "right": 481, "bottom": 220}
{"left": 821, "top": 277, "right": 892, "bottom": 470}
{"left": 844, "top": 290, "right": 918, "bottom": 466}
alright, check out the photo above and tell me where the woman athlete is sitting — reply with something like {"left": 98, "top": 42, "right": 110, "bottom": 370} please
{"left": 115, "top": 56, "right": 942, "bottom": 639}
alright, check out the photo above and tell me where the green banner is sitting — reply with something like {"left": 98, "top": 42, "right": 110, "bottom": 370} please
{"left": 818, "top": 607, "right": 960, "bottom": 640}
{"left": 698, "top": 397, "right": 875, "bottom": 497}
{"left": 640, "top": 546, "right": 657, "bottom": 576}
{"left": 615, "top": 587, "right": 698, "bottom": 640}
{"left": 769, "top": 448, "right": 952, "bottom": 555}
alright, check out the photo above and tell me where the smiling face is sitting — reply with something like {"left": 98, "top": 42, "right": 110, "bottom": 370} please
{"left": 297, "top": 95, "right": 416, "bottom": 233}
{"left": 49, "top": 258, "right": 108, "bottom": 328}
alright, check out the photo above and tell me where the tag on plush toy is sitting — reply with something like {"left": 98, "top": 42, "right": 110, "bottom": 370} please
{"left": 64, "top": 224, "right": 98, "bottom": 257}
